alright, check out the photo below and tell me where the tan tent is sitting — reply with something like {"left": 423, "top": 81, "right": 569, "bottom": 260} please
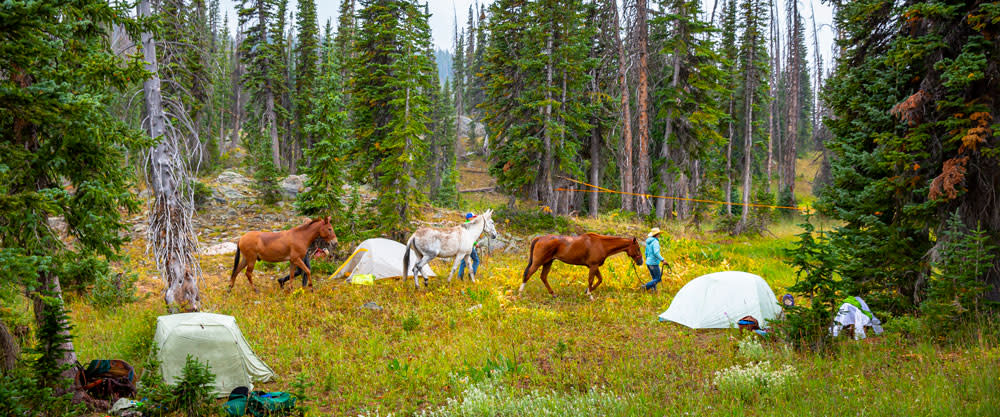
{"left": 153, "top": 313, "right": 274, "bottom": 396}
{"left": 332, "top": 238, "right": 436, "bottom": 281}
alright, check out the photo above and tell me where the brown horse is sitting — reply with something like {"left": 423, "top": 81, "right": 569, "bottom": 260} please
{"left": 229, "top": 217, "right": 337, "bottom": 292}
{"left": 520, "top": 233, "right": 643, "bottom": 298}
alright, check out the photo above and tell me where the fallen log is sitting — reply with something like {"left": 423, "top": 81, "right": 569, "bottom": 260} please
{"left": 459, "top": 186, "right": 496, "bottom": 193}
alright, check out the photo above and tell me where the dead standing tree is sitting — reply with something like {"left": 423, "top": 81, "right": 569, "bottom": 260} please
{"left": 139, "top": 0, "right": 202, "bottom": 312}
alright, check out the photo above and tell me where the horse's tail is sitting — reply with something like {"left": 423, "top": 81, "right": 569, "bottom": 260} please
{"left": 522, "top": 236, "right": 540, "bottom": 281}
{"left": 403, "top": 235, "right": 414, "bottom": 283}
{"left": 229, "top": 238, "right": 242, "bottom": 280}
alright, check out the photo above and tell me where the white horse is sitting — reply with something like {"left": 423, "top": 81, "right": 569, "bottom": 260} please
{"left": 403, "top": 209, "right": 498, "bottom": 288}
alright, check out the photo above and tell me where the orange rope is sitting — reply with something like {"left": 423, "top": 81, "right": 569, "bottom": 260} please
{"left": 556, "top": 176, "right": 808, "bottom": 211}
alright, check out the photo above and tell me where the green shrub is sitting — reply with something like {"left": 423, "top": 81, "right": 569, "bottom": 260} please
{"left": 418, "top": 378, "right": 632, "bottom": 417}
{"left": 921, "top": 212, "right": 998, "bottom": 335}
{"left": 712, "top": 361, "right": 798, "bottom": 402}
{"left": 402, "top": 312, "right": 420, "bottom": 332}
{"left": 88, "top": 271, "right": 138, "bottom": 309}
{"left": 736, "top": 337, "right": 767, "bottom": 362}
{"left": 139, "top": 350, "right": 217, "bottom": 417}
{"left": 492, "top": 206, "right": 571, "bottom": 235}
{"left": 190, "top": 180, "right": 213, "bottom": 209}
{"left": 778, "top": 218, "right": 847, "bottom": 352}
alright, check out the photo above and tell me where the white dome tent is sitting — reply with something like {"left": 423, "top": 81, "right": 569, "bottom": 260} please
{"left": 658, "top": 271, "right": 782, "bottom": 329}
{"left": 153, "top": 313, "right": 275, "bottom": 396}
{"left": 332, "top": 238, "right": 436, "bottom": 282}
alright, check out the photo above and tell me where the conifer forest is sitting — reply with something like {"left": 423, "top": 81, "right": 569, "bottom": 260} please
{"left": 2, "top": 0, "right": 999, "bottom": 415}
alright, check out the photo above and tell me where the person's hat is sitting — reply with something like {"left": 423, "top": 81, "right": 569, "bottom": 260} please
{"left": 647, "top": 227, "right": 662, "bottom": 237}
{"left": 465, "top": 212, "right": 476, "bottom": 219}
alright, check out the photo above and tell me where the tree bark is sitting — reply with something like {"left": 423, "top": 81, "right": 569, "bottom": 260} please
{"left": 611, "top": 0, "right": 634, "bottom": 212}
{"left": 726, "top": 93, "right": 734, "bottom": 216}
{"left": 0, "top": 320, "right": 18, "bottom": 374}
{"left": 782, "top": 1, "right": 800, "bottom": 203}
{"left": 656, "top": 5, "right": 684, "bottom": 219}
{"left": 140, "top": 0, "right": 200, "bottom": 312}
{"left": 635, "top": 0, "right": 651, "bottom": 215}
{"left": 541, "top": 32, "right": 554, "bottom": 211}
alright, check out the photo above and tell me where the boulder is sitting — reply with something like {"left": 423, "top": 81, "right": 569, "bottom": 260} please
{"left": 216, "top": 170, "right": 252, "bottom": 187}
{"left": 47, "top": 216, "right": 68, "bottom": 236}
{"left": 280, "top": 175, "right": 307, "bottom": 199}
{"left": 202, "top": 242, "right": 237, "bottom": 256}
{"left": 213, "top": 185, "right": 250, "bottom": 201}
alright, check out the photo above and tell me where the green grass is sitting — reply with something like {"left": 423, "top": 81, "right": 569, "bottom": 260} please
{"left": 63, "top": 215, "right": 1000, "bottom": 416}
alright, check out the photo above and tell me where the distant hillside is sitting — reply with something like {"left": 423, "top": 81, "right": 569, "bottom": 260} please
{"left": 436, "top": 48, "right": 452, "bottom": 85}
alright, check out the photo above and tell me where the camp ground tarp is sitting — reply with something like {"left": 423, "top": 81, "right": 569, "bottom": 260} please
{"left": 658, "top": 271, "right": 782, "bottom": 329}
{"left": 333, "top": 238, "right": 436, "bottom": 281}
{"left": 153, "top": 313, "right": 274, "bottom": 396}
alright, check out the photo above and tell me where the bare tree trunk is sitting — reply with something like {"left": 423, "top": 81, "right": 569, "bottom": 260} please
{"left": 140, "top": 0, "right": 200, "bottom": 312}
{"left": 736, "top": 34, "right": 758, "bottom": 234}
{"left": 635, "top": 0, "right": 651, "bottom": 215}
{"left": 782, "top": 1, "right": 801, "bottom": 204}
{"left": 612, "top": 0, "right": 634, "bottom": 212}
{"left": 541, "top": 32, "right": 554, "bottom": 211}
{"left": 767, "top": 0, "right": 780, "bottom": 195}
{"left": 0, "top": 320, "right": 19, "bottom": 374}
{"left": 231, "top": 33, "right": 244, "bottom": 151}
{"left": 656, "top": 5, "right": 684, "bottom": 219}
{"left": 726, "top": 94, "right": 734, "bottom": 216}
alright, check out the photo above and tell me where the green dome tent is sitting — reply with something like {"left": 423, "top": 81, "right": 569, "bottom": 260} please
{"left": 153, "top": 313, "right": 275, "bottom": 396}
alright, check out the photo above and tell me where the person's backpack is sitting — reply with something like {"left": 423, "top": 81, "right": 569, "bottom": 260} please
{"left": 247, "top": 391, "right": 296, "bottom": 416}
{"left": 79, "top": 359, "right": 136, "bottom": 401}
{"left": 737, "top": 316, "right": 760, "bottom": 331}
{"left": 225, "top": 386, "right": 296, "bottom": 417}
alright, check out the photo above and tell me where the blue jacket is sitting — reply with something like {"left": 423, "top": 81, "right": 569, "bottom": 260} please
{"left": 645, "top": 236, "right": 663, "bottom": 265}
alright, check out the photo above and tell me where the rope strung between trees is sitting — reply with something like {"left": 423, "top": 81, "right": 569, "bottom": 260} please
{"left": 554, "top": 176, "right": 809, "bottom": 212}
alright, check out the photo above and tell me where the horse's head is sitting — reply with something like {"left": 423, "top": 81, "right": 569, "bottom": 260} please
{"left": 627, "top": 237, "right": 643, "bottom": 265}
{"left": 317, "top": 216, "right": 338, "bottom": 246}
{"left": 481, "top": 209, "right": 498, "bottom": 239}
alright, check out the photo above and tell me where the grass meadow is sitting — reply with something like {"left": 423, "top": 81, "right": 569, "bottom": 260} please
{"left": 62, "top": 212, "right": 1000, "bottom": 416}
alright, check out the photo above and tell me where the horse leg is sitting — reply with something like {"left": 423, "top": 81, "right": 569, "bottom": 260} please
{"left": 229, "top": 254, "right": 247, "bottom": 292}
{"left": 464, "top": 254, "right": 476, "bottom": 283}
{"left": 446, "top": 255, "right": 464, "bottom": 284}
{"left": 291, "top": 257, "right": 312, "bottom": 289}
{"left": 412, "top": 253, "right": 434, "bottom": 289}
{"left": 244, "top": 256, "right": 259, "bottom": 294}
{"left": 585, "top": 266, "right": 598, "bottom": 299}
{"left": 592, "top": 268, "right": 605, "bottom": 292}
{"left": 519, "top": 261, "right": 543, "bottom": 294}
{"left": 538, "top": 262, "right": 556, "bottom": 297}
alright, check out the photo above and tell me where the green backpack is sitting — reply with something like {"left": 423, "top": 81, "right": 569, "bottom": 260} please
{"left": 225, "top": 387, "right": 296, "bottom": 417}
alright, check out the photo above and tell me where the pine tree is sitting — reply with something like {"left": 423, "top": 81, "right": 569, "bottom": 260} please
{"left": 482, "top": 0, "right": 594, "bottom": 214}
{"left": 733, "top": 0, "right": 770, "bottom": 234}
{"left": 296, "top": 39, "right": 348, "bottom": 223}
{"left": 0, "top": 0, "right": 146, "bottom": 405}
{"left": 430, "top": 81, "right": 459, "bottom": 207}
{"left": 652, "top": 0, "right": 727, "bottom": 221}
{"left": 294, "top": 0, "right": 320, "bottom": 153}
{"left": 817, "top": 0, "right": 1000, "bottom": 308}
{"left": 238, "top": 0, "right": 286, "bottom": 200}
{"left": 351, "top": 0, "right": 435, "bottom": 236}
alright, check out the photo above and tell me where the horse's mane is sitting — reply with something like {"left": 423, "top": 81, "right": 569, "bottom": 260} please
{"left": 294, "top": 218, "right": 324, "bottom": 230}
{"left": 583, "top": 232, "right": 632, "bottom": 241}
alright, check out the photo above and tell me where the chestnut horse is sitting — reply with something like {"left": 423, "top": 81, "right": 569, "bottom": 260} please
{"left": 519, "top": 233, "right": 643, "bottom": 298}
{"left": 229, "top": 217, "right": 338, "bottom": 292}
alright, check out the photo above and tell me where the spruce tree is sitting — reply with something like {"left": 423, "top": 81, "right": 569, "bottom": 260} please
{"left": 295, "top": 0, "right": 321, "bottom": 152}
{"left": 816, "top": 0, "right": 1000, "bottom": 308}
{"left": 652, "top": 0, "right": 727, "bottom": 220}
{"left": 351, "top": 0, "right": 435, "bottom": 236}
{"left": 0, "top": 0, "right": 146, "bottom": 406}
{"left": 296, "top": 38, "right": 349, "bottom": 224}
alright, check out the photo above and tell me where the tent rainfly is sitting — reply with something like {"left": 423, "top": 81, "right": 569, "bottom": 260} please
{"left": 153, "top": 313, "right": 275, "bottom": 396}
{"left": 658, "top": 271, "right": 782, "bottom": 329}
{"left": 332, "top": 238, "right": 436, "bottom": 282}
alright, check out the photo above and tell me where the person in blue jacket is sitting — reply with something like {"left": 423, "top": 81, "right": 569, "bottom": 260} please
{"left": 458, "top": 212, "right": 480, "bottom": 280}
{"left": 642, "top": 228, "right": 665, "bottom": 291}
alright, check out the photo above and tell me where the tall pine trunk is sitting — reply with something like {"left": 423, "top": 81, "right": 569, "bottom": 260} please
{"left": 656, "top": 5, "right": 684, "bottom": 219}
{"left": 140, "top": 0, "right": 200, "bottom": 312}
{"left": 635, "top": 0, "right": 651, "bottom": 215}
{"left": 542, "top": 32, "right": 554, "bottom": 210}
{"left": 781, "top": 2, "right": 801, "bottom": 204}
{"left": 611, "top": 0, "right": 634, "bottom": 212}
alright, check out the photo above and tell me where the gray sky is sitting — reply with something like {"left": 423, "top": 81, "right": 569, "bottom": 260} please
{"left": 221, "top": 0, "right": 835, "bottom": 74}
